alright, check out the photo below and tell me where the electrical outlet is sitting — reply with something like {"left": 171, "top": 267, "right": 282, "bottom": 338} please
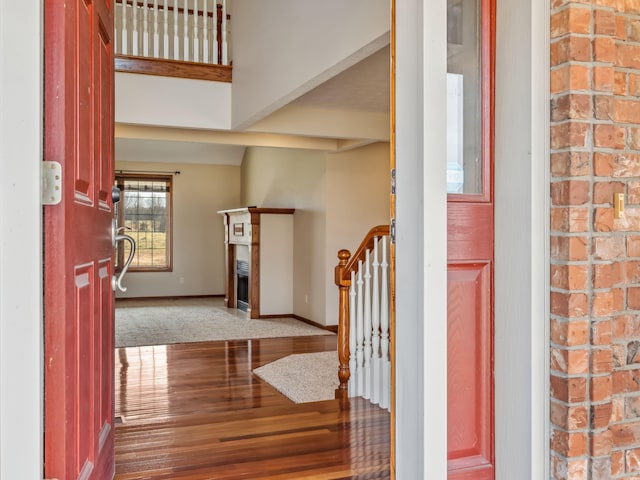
{"left": 304, "top": 294, "right": 309, "bottom": 304}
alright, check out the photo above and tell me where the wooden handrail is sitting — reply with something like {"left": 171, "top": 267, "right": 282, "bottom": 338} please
{"left": 116, "top": 0, "right": 229, "bottom": 20}
{"left": 115, "top": 56, "right": 232, "bottom": 81}
{"left": 334, "top": 224, "right": 390, "bottom": 400}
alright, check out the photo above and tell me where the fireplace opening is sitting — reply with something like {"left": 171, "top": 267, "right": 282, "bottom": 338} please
{"left": 236, "top": 260, "right": 249, "bottom": 312}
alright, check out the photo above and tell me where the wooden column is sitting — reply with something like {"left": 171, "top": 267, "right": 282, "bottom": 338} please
{"left": 335, "top": 249, "right": 351, "bottom": 400}
{"left": 248, "top": 211, "right": 261, "bottom": 319}
{"left": 222, "top": 213, "right": 235, "bottom": 308}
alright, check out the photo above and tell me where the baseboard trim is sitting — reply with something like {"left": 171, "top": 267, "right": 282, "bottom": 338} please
{"left": 257, "top": 313, "right": 337, "bottom": 333}
{"left": 293, "top": 314, "right": 338, "bottom": 333}
{"left": 116, "top": 294, "right": 224, "bottom": 302}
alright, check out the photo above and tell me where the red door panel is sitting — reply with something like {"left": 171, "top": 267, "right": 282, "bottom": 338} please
{"left": 446, "top": 0, "right": 495, "bottom": 476}
{"left": 447, "top": 204, "right": 493, "bottom": 261}
{"left": 44, "top": 0, "right": 115, "bottom": 479}
{"left": 447, "top": 263, "right": 493, "bottom": 480}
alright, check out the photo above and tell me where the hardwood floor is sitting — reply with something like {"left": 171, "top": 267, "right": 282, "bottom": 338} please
{"left": 114, "top": 336, "right": 390, "bottom": 479}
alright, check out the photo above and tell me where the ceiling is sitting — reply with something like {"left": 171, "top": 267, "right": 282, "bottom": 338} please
{"left": 115, "top": 45, "right": 390, "bottom": 165}
{"left": 290, "top": 46, "right": 390, "bottom": 113}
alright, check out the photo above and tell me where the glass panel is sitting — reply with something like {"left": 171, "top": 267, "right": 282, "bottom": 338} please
{"left": 117, "top": 177, "right": 171, "bottom": 270}
{"left": 447, "top": 0, "right": 482, "bottom": 195}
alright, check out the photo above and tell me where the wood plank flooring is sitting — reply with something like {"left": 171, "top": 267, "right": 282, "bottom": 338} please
{"left": 114, "top": 336, "right": 390, "bottom": 479}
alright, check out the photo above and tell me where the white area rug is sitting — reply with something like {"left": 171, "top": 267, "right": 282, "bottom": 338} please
{"left": 253, "top": 351, "right": 340, "bottom": 403}
{"left": 115, "top": 298, "right": 332, "bottom": 348}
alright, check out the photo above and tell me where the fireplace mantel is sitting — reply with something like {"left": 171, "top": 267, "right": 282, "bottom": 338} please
{"left": 218, "top": 207, "right": 295, "bottom": 318}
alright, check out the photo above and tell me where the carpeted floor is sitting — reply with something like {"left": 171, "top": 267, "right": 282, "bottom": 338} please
{"left": 115, "top": 297, "right": 333, "bottom": 348}
{"left": 253, "top": 351, "right": 339, "bottom": 403}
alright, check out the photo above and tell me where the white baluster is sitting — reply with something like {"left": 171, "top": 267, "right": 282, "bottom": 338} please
{"left": 221, "top": 0, "right": 228, "bottom": 65}
{"left": 348, "top": 271, "right": 357, "bottom": 397}
{"left": 183, "top": 0, "right": 189, "bottom": 61}
{"left": 132, "top": 0, "right": 138, "bottom": 55}
{"left": 193, "top": 0, "right": 199, "bottom": 62}
{"left": 142, "top": 0, "right": 149, "bottom": 56}
{"left": 363, "top": 249, "right": 372, "bottom": 400}
{"left": 202, "top": 0, "right": 209, "bottom": 63}
{"left": 153, "top": 0, "right": 159, "bottom": 58}
{"left": 380, "top": 236, "right": 391, "bottom": 410}
{"left": 355, "top": 261, "right": 364, "bottom": 397}
{"left": 163, "top": 1, "right": 169, "bottom": 58}
{"left": 371, "top": 237, "right": 381, "bottom": 405}
{"left": 212, "top": 1, "right": 218, "bottom": 64}
{"left": 121, "top": 0, "right": 128, "bottom": 55}
{"left": 173, "top": 0, "right": 179, "bottom": 60}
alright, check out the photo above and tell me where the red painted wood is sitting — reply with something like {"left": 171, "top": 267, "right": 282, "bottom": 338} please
{"left": 447, "top": 264, "right": 493, "bottom": 480}
{"left": 44, "top": 0, "right": 115, "bottom": 479}
{"left": 447, "top": 0, "right": 495, "bottom": 478}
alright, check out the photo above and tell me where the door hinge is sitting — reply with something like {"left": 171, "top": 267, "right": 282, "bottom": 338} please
{"left": 390, "top": 218, "right": 396, "bottom": 244}
{"left": 391, "top": 168, "right": 396, "bottom": 195}
{"left": 41, "top": 161, "right": 62, "bottom": 205}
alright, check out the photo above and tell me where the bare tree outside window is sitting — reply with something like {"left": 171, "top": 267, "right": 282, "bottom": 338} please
{"left": 115, "top": 174, "right": 173, "bottom": 271}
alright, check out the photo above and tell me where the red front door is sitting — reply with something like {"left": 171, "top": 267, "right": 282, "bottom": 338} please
{"left": 43, "top": 0, "right": 115, "bottom": 479}
{"left": 446, "top": 0, "right": 495, "bottom": 478}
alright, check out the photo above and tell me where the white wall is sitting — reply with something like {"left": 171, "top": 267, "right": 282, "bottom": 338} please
{"left": 240, "top": 144, "right": 389, "bottom": 326}
{"left": 115, "top": 161, "right": 241, "bottom": 298}
{"left": 0, "top": 0, "right": 43, "bottom": 478}
{"left": 325, "top": 143, "right": 390, "bottom": 325}
{"left": 231, "top": 0, "right": 390, "bottom": 129}
{"left": 115, "top": 72, "right": 232, "bottom": 130}
{"left": 241, "top": 147, "right": 327, "bottom": 324}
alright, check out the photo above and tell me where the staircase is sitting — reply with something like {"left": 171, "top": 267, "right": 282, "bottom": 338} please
{"left": 334, "top": 225, "right": 391, "bottom": 410}
{"left": 114, "top": 0, "right": 231, "bottom": 81}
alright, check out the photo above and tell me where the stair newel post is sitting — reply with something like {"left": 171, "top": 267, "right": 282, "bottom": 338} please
{"left": 335, "top": 249, "right": 351, "bottom": 400}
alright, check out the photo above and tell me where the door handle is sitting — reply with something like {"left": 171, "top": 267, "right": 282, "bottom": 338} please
{"left": 112, "top": 224, "right": 136, "bottom": 292}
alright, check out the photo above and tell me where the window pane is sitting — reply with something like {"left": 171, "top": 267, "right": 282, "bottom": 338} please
{"left": 116, "top": 175, "right": 171, "bottom": 271}
{"left": 447, "top": 0, "right": 482, "bottom": 195}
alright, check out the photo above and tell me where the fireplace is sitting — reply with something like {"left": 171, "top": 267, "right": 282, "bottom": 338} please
{"left": 236, "top": 260, "right": 249, "bottom": 312}
{"left": 218, "top": 207, "right": 294, "bottom": 318}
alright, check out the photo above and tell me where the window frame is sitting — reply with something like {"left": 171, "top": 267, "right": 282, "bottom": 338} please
{"left": 114, "top": 173, "right": 174, "bottom": 273}
{"left": 446, "top": 0, "right": 495, "bottom": 203}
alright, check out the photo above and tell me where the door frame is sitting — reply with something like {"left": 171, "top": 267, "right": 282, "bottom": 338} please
{"left": 0, "top": 0, "right": 549, "bottom": 478}
{"left": 0, "top": 0, "right": 43, "bottom": 479}
{"left": 393, "top": 0, "right": 549, "bottom": 478}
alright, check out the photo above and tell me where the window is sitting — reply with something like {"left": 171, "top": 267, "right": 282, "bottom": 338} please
{"left": 446, "top": 0, "right": 492, "bottom": 197}
{"left": 114, "top": 174, "right": 172, "bottom": 272}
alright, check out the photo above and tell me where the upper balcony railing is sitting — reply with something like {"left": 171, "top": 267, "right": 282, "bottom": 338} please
{"left": 114, "top": 0, "right": 232, "bottom": 82}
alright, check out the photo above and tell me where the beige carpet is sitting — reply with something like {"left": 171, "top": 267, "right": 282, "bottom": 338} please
{"left": 115, "top": 297, "right": 332, "bottom": 348}
{"left": 253, "top": 351, "right": 339, "bottom": 403}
